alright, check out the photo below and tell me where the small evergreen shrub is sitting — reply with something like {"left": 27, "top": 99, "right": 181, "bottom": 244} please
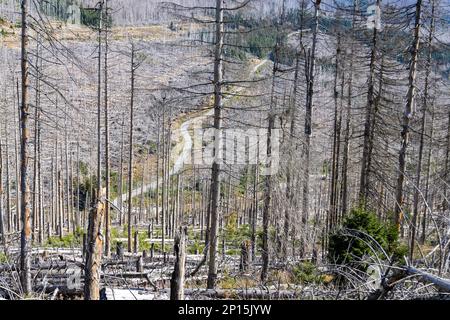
{"left": 292, "top": 261, "right": 324, "bottom": 284}
{"left": 328, "top": 208, "right": 404, "bottom": 269}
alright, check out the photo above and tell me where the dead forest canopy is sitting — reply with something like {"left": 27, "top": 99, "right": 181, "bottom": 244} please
{"left": 0, "top": 0, "right": 449, "bottom": 301}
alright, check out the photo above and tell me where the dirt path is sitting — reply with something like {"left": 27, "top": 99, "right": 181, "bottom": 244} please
{"left": 111, "top": 57, "right": 269, "bottom": 209}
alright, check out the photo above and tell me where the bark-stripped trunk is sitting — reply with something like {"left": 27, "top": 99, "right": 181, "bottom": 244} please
{"left": 410, "top": 0, "right": 434, "bottom": 259}
{"left": 161, "top": 98, "right": 166, "bottom": 253}
{"left": 4, "top": 122, "right": 11, "bottom": 234}
{"left": 127, "top": 44, "right": 136, "bottom": 253}
{"left": 104, "top": 0, "right": 111, "bottom": 257}
{"left": 261, "top": 0, "right": 286, "bottom": 280}
{"left": 14, "top": 79, "right": 21, "bottom": 232}
{"left": 170, "top": 227, "right": 187, "bottom": 300}
{"left": 32, "top": 37, "right": 40, "bottom": 243}
{"left": 76, "top": 137, "right": 80, "bottom": 229}
{"left": 0, "top": 136, "right": 5, "bottom": 246}
{"left": 329, "top": 32, "right": 342, "bottom": 233}
{"left": 96, "top": 0, "right": 103, "bottom": 211}
{"left": 155, "top": 115, "right": 160, "bottom": 226}
{"left": 206, "top": 0, "right": 224, "bottom": 290}
{"left": 340, "top": 1, "right": 357, "bottom": 218}
{"left": 84, "top": 192, "right": 105, "bottom": 300}
{"left": 394, "top": 0, "right": 423, "bottom": 231}
{"left": 19, "top": 0, "right": 32, "bottom": 295}
{"left": 84, "top": 2, "right": 104, "bottom": 300}
{"left": 118, "top": 118, "right": 125, "bottom": 226}
{"left": 359, "top": 0, "right": 380, "bottom": 205}
{"left": 283, "top": 0, "right": 306, "bottom": 259}
{"left": 302, "top": 0, "right": 321, "bottom": 255}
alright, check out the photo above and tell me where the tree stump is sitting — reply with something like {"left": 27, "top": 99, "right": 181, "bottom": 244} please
{"left": 116, "top": 242, "right": 124, "bottom": 261}
{"left": 84, "top": 195, "right": 105, "bottom": 300}
{"left": 136, "top": 256, "right": 143, "bottom": 272}
{"left": 240, "top": 240, "right": 250, "bottom": 272}
{"left": 170, "top": 227, "right": 187, "bottom": 300}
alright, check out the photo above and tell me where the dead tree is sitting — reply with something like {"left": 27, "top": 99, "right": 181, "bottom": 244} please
{"left": 170, "top": 227, "right": 187, "bottom": 300}
{"left": 301, "top": 0, "right": 321, "bottom": 255}
{"left": 127, "top": 44, "right": 136, "bottom": 252}
{"left": 0, "top": 136, "right": 4, "bottom": 246}
{"left": 394, "top": 0, "right": 423, "bottom": 231}
{"left": 410, "top": 0, "right": 435, "bottom": 259}
{"left": 19, "top": 0, "right": 32, "bottom": 295}
{"left": 84, "top": 190, "right": 106, "bottom": 300}
{"left": 240, "top": 240, "right": 250, "bottom": 272}
{"left": 96, "top": 0, "right": 103, "bottom": 214}
{"left": 261, "top": 12, "right": 282, "bottom": 280}
{"left": 206, "top": 0, "right": 224, "bottom": 290}
{"left": 104, "top": 0, "right": 111, "bottom": 257}
{"left": 359, "top": 0, "right": 381, "bottom": 205}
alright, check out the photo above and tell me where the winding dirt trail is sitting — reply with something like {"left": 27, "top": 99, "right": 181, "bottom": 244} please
{"left": 111, "top": 58, "right": 269, "bottom": 209}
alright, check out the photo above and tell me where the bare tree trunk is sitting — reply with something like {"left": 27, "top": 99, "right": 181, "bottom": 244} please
{"left": 206, "top": 0, "right": 224, "bottom": 290}
{"left": 251, "top": 148, "right": 259, "bottom": 262}
{"left": 340, "top": 1, "right": 357, "bottom": 219}
{"left": 84, "top": 192, "right": 105, "bottom": 300}
{"left": 301, "top": 0, "right": 321, "bottom": 256}
{"left": 84, "top": 2, "right": 105, "bottom": 300}
{"left": 127, "top": 44, "right": 136, "bottom": 253}
{"left": 155, "top": 115, "right": 160, "bottom": 226}
{"left": 165, "top": 110, "right": 172, "bottom": 240}
{"left": 50, "top": 154, "right": 55, "bottom": 236}
{"left": 4, "top": 121, "right": 12, "bottom": 234}
{"left": 37, "top": 127, "right": 43, "bottom": 244}
{"left": 19, "top": 0, "right": 32, "bottom": 295}
{"left": 170, "top": 227, "right": 187, "bottom": 300}
{"left": 96, "top": 0, "right": 103, "bottom": 210}
{"left": 329, "top": 32, "right": 342, "bottom": 234}
{"left": 420, "top": 108, "right": 434, "bottom": 245}
{"left": 32, "top": 81, "right": 39, "bottom": 244}
{"left": 359, "top": 0, "right": 380, "bottom": 205}
{"left": 443, "top": 112, "right": 450, "bottom": 212}
{"left": 261, "top": 113, "right": 274, "bottom": 282}
{"left": 283, "top": 3, "right": 306, "bottom": 258}
{"left": 58, "top": 169, "right": 63, "bottom": 238}
{"left": 394, "top": 0, "right": 423, "bottom": 231}
{"left": 410, "top": 0, "right": 435, "bottom": 259}
{"left": 104, "top": 0, "right": 111, "bottom": 258}
{"left": 161, "top": 97, "right": 167, "bottom": 253}
{"left": 76, "top": 137, "right": 80, "bottom": 229}
{"left": 138, "top": 160, "right": 145, "bottom": 224}
{"left": 340, "top": 79, "right": 352, "bottom": 219}
{"left": 0, "top": 136, "right": 5, "bottom": 246}
{"left": 118, "top": 118, "right": 125, "bottom": 226}
{"left": 133, "top": 230, "right": 139, "bottom": 254}
{"left": 64, "top": 109, "right": 71, "bottom": 235}
{"left": 14, "top": 79, "right": 21, "bottom": 232}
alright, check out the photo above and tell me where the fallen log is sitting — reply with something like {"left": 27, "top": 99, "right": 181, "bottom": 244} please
{"left": 406, "top": 267, "right": 450, "bottom": 292}
{"left": 165, "top": 288, "right": 303, "bottom": 299}
{"left": 368, "top": 266, "right": 450, "bottom": 300}
{"left": 0, "top": 261, "right": 82, "bottom": 272}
